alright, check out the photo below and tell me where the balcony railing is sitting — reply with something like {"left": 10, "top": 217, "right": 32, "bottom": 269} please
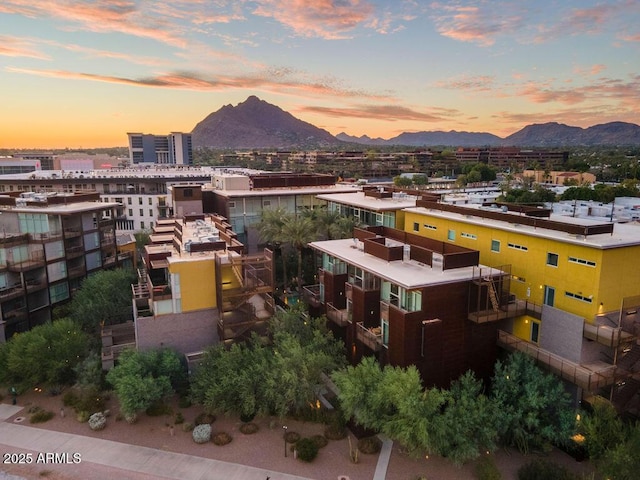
{"left": 356, "top": 322, "right": 383, "bottom": 351}
{"left": 583, "top": 322, "right": 635, "bottom": 348}
{"left": 326, "top": 303, "right": 350, "bottom": 327}
{"left": 497, "top": 330, "right": 616, "bottom": 391}
{"left": 0, "top": 284, "right": 23, "bottom": 300}
{"left": 302, "top": 284, "right": 322, "bottom": 308}
{"left": 469, "top": 299, "right": 542, "bottom": 324}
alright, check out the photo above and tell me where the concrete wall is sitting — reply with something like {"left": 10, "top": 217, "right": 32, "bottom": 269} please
{"left": 540, "top": 305, "right": 584, "bottom": 363}
{"left": 136, "top": 309, "right": 219, "bottom": 354}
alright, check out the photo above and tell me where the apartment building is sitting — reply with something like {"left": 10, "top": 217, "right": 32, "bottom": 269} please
{"left": 107, "top": 208, "right": 275, "bottom": 370}
{"left": 204, "top": 169, "right": 358, "bottom": 251}
{"left": 0, "top": 191, "right": 132, "bottom": 341}
{"left": 0, "top": 166, "right": 214, "bottom": 233}
{"left": 307, "top": 225, "right": 510, "bottom": 387}
{"left": 127, "top": 132, "right": 193, "bottom": 165}
{"left": 456, "top": 147, "right": 569, "bottom": 170}
{"left": 402, "top": 199, "right": 640, "bottom": 407}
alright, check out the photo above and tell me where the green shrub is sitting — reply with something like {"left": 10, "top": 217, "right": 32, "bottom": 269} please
{"left": 212, "top": 431, "right": 233, "bottom": 446}
{"left": 517, "top": 459, "right": 579, "bottom": 480}
{"left": 239, "top": 422, "right": 259, "bottom": 434}
{"left": 74, "top": 388, "right": 106, "bottom": 414}
{"left": 174, "top": 412, "right": 184, "bottom": 425}
{"left": 284, "top": 431, "right": 301, "bottom": 443}
{"left": 76, "top": 411, "right": 90, "bottom": 423}
{"left": 28, "top": 405, "right": 43, "bottom": 414}
{"left": 310, "top": 434, "right": 328, "bottom": 449}
{"left": 30, "top": 410, "right": 55, "bottom": 424}
{"left": 178, "top": 397, "right": 192, "bottom": 408}
{"left": 357, "top": 436, "right": 382, "bottom": 454}
{"left": 182, "top": 422, "right": 194, "bottom": 432}
{"left": 145, "top": 402, "right": 173, "bottom": 417}
{"left": 240, "top": 411, "right": 256, "bottom": 423}
{"left": 475, "top": 455, "right": 501, "bottom": 480}
{"left": 194, "top": 412, "right": 216, "bottom": 425}
{"left": 296, "top": 438, "right": 319, "bottom": 462}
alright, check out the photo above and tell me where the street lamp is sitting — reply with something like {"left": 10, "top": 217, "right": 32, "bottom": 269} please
{"left": 283, "top": 425, "right": 288, "bottom": 457}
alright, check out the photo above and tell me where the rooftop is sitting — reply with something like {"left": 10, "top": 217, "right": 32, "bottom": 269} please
{"left": 309, "top": 237, "right": 502, "bottom": 289}
{"left": 405, "top": 203, "right": 640, "bottom": 249}
{"left": 316, "top": 190, "right": 418, "bottom": 211}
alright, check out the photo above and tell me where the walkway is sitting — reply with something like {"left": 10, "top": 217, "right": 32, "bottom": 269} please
{"left": 0, "top": 405, "right": 311, "bottom": 480}
{"left": 0, "top": 404, "right": 394, "bottom": 480}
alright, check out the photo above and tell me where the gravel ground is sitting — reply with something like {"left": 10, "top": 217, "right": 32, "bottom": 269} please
{"left": 1, "top": 390, "right": 596, "bottom": 480}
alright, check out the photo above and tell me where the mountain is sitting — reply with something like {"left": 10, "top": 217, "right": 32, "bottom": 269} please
{"left": 335, "top": 132, "right": 388, "bottom": 145}
{"left": 387, "top": 130, "right": 502, "bottom": 147}
{"left": 502, "top": 122, "right": 640, "bottom": 147}
{"left": 191, "top": 96, "right": 339, "bottom": 149}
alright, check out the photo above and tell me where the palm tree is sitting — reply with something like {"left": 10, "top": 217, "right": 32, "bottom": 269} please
{"left": 258, "top": 207, "right": 289, "bottom": 287}
{"left": 303, "top": 206, "right": 342, "bottom": 240}
{"left": 281, "top": 215, "right": 317, "bottom": 286}
{"left": 329, "top": 215, "right": 360, "bottom": 240}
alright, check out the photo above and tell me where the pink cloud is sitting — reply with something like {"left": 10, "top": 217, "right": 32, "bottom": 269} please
{"left": 0, "top": 0, "right": 188, "bottom": 48}
{"left": 430, "top": 4, "right": 522, "bottom": 46}
{"left": 5, "top": 66, "right": 392, "bottom": 101}
{"left": 299, "top": 104, "right": 458, "bottom": 122}
{"left": 252, "top": 0, "right": 375, "bottom": 39}
{"left": 0, "top": 35, "right": 49, "bottom": 60}
{"left": 435, "top": 75, "right": 496, "bottom": 92}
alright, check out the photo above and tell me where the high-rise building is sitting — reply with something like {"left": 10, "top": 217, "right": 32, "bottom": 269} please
{"left": 127, "top": 132, "right": 192, "bottom": 165}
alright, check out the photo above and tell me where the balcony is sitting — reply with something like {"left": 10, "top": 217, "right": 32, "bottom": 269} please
{"left": 0, "top": 284, "right": 23, "bottom": 301}
{"left": 102, "top": 256, "right": 117, "bottom": 267}
{"left": 6, "top": 253, "right": 45, "bottom": 272}
{"left": 497, "top": 330, "right": 616, "bottom": 391}
{"left": 356, "top": 322, "right": 383, "bottom": 352}
{"left": 326, "top": 302, "right": 350, "bottom": 327}
{"left": 67, "top": 265, "right": 86, "bottom": 278}
{"left": 302, "top": 284, "right": 322, "bottom": 308}
{"left": 65, "top": 245, "right": 84, "bottom": 259}
{"left": 63, "top": 228, "right": 82, "bottom": 238}
{"left": 3, "top": 306, "right": 27, "bottom": 321}
{"left": 468, "top": 299, "right": 542, "bottom": 324}
{"left": 583, "top": 322, "right": 635, "bottom": 348}
{"left": 25, "top": 278, "right": 46, "bottom": 293}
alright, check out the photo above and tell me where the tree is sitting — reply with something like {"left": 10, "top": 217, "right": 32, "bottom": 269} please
{"left": 281, "top": 215, "right": 316, "bottom": 285}
{"left": 491, "top": 352, "right": 575, "bottom": 453}
{"left": 393, "top": 175, "right": 413, "bottom": 187}
{"left": 432, "top": 371, "right": 500, "bottom": 465}
{"left": 258, "top": 207, "right": 290, "bottom": 286}
{"left": 0, "top": 318, "right": 89, "bottom": 389}
{"left": 581, "top": 397, "right": 624, "bottom": 464}
{"left": 70, "top": 268, "right": 137, "bottom": 336}
{"left": 106, "top": 348, "right": 186, "bottom": 417}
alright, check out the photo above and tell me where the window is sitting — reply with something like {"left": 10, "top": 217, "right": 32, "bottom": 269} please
{"left": 183, "top": 188, "right": 193, "bottom": 197}
{"left": 423, "top": 224, "right": 437, "bottom": 230}
{"left": 447, "top": 229, "right": 456, "bottom": 241}
{"left": 141, "top": 222, "right": 145, "bottom": 229}
{"left": 49, "top": 282, "right": 69, "bottom": 303}
{"left": 263, "top": 200, "right": 271, "bottom": 207}
{"left": 461, "top": 232, "right": 477, "bottom": 240}
{"left": 491, "top": 240, "right": 500, "bottom": 252}
{"left": 381, "top": 319, "right": 389, "bottom": 347}
{"left": 138, "top": 197, "right": 143, "bottom": 205}
{"left": 128, "top": 197, "right": 132, "bottom": 205}
{"left": 128, "top": 209, "right": 133, "bottom": 217}
{"left": 508, "top": 242, "right": 528, "bottom": 251}
{"left": 546, "top": 252, "right": 559, "bottom": 267}
{"left": 531, "top": 321, "right": 540, "bottom": 344}
{"left": 148, "top": 198, "right": 153, "bottom": 205}
{"left": 149, "top": 209, "right": 153, "bottom": 217}
{"left": 413, "top": 222, "right": 419, "bottom": 232}
{"left": 543, "top": 285, "right": 555, "bottom": 306}
{"left": 139, "top": 209, "right": 143, "bottom": 216}
{"left": 565, "top": 291, "right": 593, "bottom": 303}
{"left": 228, "top": 201, "right": 236, "bottom": 208}
{"left": 569, "top": 256, "right": 596, "bottom": 267}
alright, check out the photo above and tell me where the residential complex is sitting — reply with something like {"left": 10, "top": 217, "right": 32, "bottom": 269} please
{"left": 0, "top": 191, "right": 133, "bottom": 341}
{"left": 127, "top": 132, "right": 193, "bottom": 165}
{"left": 106, "top": 185, "right": 275, "bottom": 369}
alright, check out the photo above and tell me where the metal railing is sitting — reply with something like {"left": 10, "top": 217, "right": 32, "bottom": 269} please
{"left": 356, "top": 322, "right": 383, "bottom": 351}
{"left": 497, "top": 330, "right": 616, "bottom": 391}
{"left": 326, "top": 303, "right": 350, "bottom": 327}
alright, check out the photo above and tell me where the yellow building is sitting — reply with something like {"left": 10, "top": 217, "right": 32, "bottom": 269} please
{"left": 401, "top": 200, "right": 640, "bottom": 403}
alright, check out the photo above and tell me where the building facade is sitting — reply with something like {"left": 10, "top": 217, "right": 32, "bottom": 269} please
{"left": 0, "top": 192, "right": 133, "bottom": 341}
{"left": 127, "top": 132, "right": 193, "bottom": 165}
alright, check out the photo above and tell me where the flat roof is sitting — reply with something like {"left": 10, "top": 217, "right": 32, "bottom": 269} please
{"left": 208, "top": 184, "right": 360, "bottom": 198}
{"left": 309, "top": 238, "right": 501, "bottom": 289}
{"left": 404, "top": 204, "right": 640, "bottom": 249}
{"left": 316, "top": 191, "right": 418, "bottom": 211}
{"left": 3, "top": 201, "right": 120, "bottom": 214}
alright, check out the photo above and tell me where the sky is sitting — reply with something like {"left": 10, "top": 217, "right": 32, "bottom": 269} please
{"left": 1, "top": 0, "right": 639, "bottom": 149}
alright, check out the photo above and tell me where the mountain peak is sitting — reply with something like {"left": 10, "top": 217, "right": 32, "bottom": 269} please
{"left": 191, "top": 96, "right": 339, "bottom": 149}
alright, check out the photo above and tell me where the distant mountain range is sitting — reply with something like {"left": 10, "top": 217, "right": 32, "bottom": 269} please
{"left": 192, "top": 96, "right": 640, "bottom": 148}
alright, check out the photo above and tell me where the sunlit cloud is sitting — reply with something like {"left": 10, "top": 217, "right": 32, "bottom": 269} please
{"left": 516, "top": 76, "right": 640, "bottom": 106}
{"left": 430, "top": 3, "right": 522, "bottom": 46}
{"left": 435, "top": 75, "right": 496, "bottom": 92}
{"left": 5, "top": 66, "right": 392, "bottom": 101}
{"left": 0, "top": 35, "right": 49, "bottom": 60}
{"left": 252, "top": 0, "right": 375, "bottom": 39}
{"left": 299, "top": 104, "right": 458, "bottom": 122}
{"left": 1, "top": 0, "right": 188, "bottom": 48}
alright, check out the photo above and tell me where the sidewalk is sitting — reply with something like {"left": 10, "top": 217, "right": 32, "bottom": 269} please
{"left": 1, "top": 405, "right": 312, "bottom": 480}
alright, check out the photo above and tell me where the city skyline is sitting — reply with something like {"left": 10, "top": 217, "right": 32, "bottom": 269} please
{"left": 1, "top": 0, "right": 639, "bottom": 149}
